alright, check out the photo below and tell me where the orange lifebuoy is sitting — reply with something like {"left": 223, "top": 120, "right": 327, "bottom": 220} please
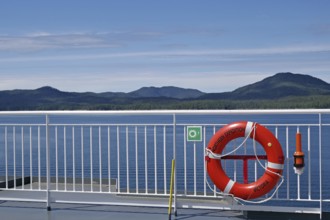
{"left": 206, "top": 121, "right": 285, "bottom": 200}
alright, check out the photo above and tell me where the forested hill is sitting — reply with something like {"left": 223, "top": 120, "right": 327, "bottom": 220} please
{"left": 1, "top": 72, "right": 330, "bottom": 110}
{"left": 200, "top": 72, "right": 330, "bottom": 100}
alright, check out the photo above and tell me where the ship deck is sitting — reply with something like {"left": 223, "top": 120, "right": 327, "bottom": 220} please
{"left": 1, "top": 200, "right": 329, "bottom": 220}
{"left": 0, "top": 201, "right": 244, "bottom": 220}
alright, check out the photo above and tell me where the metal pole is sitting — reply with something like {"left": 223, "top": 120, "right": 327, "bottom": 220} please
{"left": 5, "top": 127, "right": 8, "bottom": 189}
{"left": 173, "top": 114, "right": 177, "bottom": 216}
{"left": 318, "top": 114, "right": 322, "bottom": 219}
{"left": 21, "top": 127, "right": 24, "bottom": 189}
{"left": 296, "top": 127, "right": 300, "bottom": 200}
{"left": 46, "top": 114, "right": 51, "bottom": 211}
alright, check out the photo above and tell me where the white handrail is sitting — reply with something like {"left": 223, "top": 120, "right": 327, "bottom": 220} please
{"left": 0, "top": 109, "right": 330, "bottom": 115}
{"left": 0, "top": 109, "right": 328, "bottom": 218}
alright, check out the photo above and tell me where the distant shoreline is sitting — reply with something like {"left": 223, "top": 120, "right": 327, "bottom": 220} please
{"left": 1, "top": 72, "right": 330, "bottom": 110}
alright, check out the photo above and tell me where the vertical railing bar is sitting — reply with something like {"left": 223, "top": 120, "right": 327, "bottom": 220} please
{"left": 318, "top": 113, "right": 323, "bottom": 219}
{"left": 203, "top": 126, "right": 206, "bottom": 196}
{"left": 265, "top": 158, "right": 268, "bottom": 199}
{"left": 244, "top": 134, "right": 248, "bottom": 189}
{"left": 154, "top": 126, "right": 157, "bottom": 194}
{"left": 72, "top": 126, "right": 76, "bottom": 192}
{"left": 183, "top": 126, "right": 187, "bottom": 195}
{"left": 193, "top": 142, "right": 197, "bottom": 196}
{"left": 55, "top": 126, "right": 58, "bottom": 191}
{"left": 126, "top": 126, "right": 129, "bottom": 193}
{"left": 254, "top": 161, "right": 257, "bottom": 182}
{"left": 21, "top": 126, "right": 24, "bottom": 189}
{"left": 308, "top": 126, "right": 311, "bottom": 200}
{"left": 99, "top": 126, "right": 102, "bottom": 192}
{"left": 244, "top": 134, "right": 247, "bottom": 186}
{"left": 13, "top": 126, "right": 16, "bottom": 189}
{"left": 144, "top": 126, "right": 148, "bottom": 194}
{"left": 81, "top": 126, "right": 84, "bottom": 192}
{"left": 64, "top": 126, "right": 67, "bottom": 191}
{"left": 213, "top": 126, "right": 216, "bottom": 196}
{"left": 275, "top": 126, "right": 278, "bottom": 198}
{"left": 244, "top": 133, "right": 247, "bottom": 156}
{"left": 46, "top": 114, "right": 51, "bottom": 210}
{"left": 5, "top": 127, "right": 8, "bottom": 189}
{"left": 29, "top": 127, "right": 32, "bottom": 190}
{"left": 108, "top": 126, "right": 111, "bottom": 193}
{"left": 286, "top": 126, "right": 290, "bottom": 199}
{"left": 297, "top": 126, "right": 300, "bottom": 200}
{"left": 135, "top": 126, "right": 138, "bottom": 194}
{"left": 117, "top": 126, "right": 120, "bottom": 193}
{"left": 38, "top": 126, "right": 40, "bottom": 190}
{"left": 233, "top": 139, "right": 237, "bottom": 182}
{"left": 163, "top": 126, "right": 167, "bottom": 194}
{"left": 90, "top": 126, "right": 93, "bottom": 192}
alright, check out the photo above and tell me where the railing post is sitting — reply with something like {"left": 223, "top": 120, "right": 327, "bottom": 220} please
{"left": 5, "top": 127, "right": 8, "bottom": 189}
{"left": 173, "top": 114, "right": 177, "bottom": 216}
{"left": 46, "top": 114, "right": 51, "bottom": 211}
{"left": 318, "top": 113, "right": 322, "bottom": 219}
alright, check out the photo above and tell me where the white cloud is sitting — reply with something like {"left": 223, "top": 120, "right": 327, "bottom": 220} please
{"left": 1, "top": 43, "right": 329, "bottom": 62}
{"left": 0, "top": 30, "right": 166, "bottom": 52}
{"left": 27, "top": 32, "right": 52, "bottom": 37}
{"left": 0, "top": 33, "right": 117, "bottom": 51}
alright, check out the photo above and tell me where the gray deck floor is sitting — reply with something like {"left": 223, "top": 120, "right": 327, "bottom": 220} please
{"left": 0, "top": 179, "right": 245, "bottom": 219}
{"left": 0, "top": 179, "right": 327, "bottom": 219}
{"left": 0, "top": 201, "right": 245, "bottom": 220}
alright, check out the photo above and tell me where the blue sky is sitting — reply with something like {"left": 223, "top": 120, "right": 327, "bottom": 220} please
{"left": 1, "top": 0, "right": 330, "bottom": 93}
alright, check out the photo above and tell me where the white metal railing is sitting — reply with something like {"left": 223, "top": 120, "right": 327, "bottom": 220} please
{"left": 0, "top": 110, "right": 329, "bottom": 218}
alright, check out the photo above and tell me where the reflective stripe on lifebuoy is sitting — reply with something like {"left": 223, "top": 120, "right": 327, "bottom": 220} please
{"left": 206, "top": 121, "right": 285, "bottom": 200}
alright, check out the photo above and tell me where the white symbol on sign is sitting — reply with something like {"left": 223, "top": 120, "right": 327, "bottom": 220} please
{"left": 189, "top": 130, "right": 198, "bottom": 138}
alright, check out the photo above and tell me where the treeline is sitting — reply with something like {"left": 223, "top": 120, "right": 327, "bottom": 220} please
{"left": 92, "top": 95, "right": 330, "bottom": 110}
{"left": 17, "top": 95, "right": 330, "bottom": 110}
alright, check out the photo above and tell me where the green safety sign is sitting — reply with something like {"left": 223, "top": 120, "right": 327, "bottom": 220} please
{"left": 187, "top": 126, "right": 202, "bottom": 142}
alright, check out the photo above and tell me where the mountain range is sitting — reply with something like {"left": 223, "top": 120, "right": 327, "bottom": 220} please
{"left": 1, "top": 72, "right": 330, "bottom": 110}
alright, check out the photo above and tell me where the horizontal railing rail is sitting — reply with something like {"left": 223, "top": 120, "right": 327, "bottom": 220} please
{"left": 0, "top": 110, "right": 329, "bottom": 219}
